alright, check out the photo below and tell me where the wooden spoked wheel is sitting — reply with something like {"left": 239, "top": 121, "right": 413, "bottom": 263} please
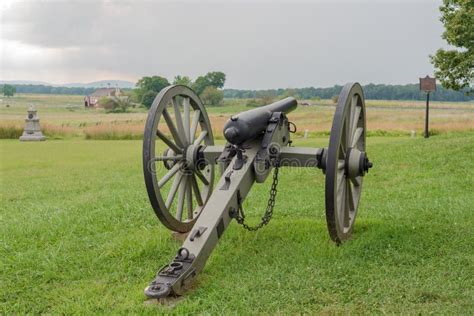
{"left": 325, "top": 82, "right": 371, "bottom": 243}
{"left": 143, "top": 85, "right": 214, "bottom": 233}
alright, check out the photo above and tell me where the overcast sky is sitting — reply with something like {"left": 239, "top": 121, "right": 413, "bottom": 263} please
{"left": 0, "top": 0, "right": 445, "bottom": 89}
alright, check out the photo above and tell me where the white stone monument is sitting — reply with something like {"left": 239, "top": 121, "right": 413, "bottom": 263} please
{"left": 19, "top": 105, "right": 46, "bottom": 141}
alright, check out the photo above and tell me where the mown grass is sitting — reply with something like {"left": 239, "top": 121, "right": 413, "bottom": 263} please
{"left": 1, "top": 133, "right": 473, "bottom": 314}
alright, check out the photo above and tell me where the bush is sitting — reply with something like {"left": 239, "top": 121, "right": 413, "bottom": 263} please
{"left": 331, "top": 95, "right": 339, "bottom": 104}
{"left": 141, "top": 90, "right": 158, "bottom": 109}
{"left": 98, "top": 97, "right": 132, "bottom": 113}
{"left": 200, "top": 86, "right": 224, "bottom": 106}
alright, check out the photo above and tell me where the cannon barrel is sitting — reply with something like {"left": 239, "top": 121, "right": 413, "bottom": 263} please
{"left": 223, "top": 97, "right": 297, "bottom": 145}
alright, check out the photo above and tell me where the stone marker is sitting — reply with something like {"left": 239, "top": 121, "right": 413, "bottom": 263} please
{"left": 19, "top": 105, "right": 46, "bottom": 141}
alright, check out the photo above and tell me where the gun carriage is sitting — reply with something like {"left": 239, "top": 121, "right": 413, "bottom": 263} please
{"left": 142, "top": 82, "right": 373, "bottom": 299}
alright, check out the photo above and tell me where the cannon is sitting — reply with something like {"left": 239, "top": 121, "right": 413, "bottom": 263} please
{"left": 142, "top": 82, "right": 373, "bottom": 299}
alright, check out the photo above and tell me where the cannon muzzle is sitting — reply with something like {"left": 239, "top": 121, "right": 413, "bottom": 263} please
{"left": 223, "top": 97, "right": 297, "bottom": 145}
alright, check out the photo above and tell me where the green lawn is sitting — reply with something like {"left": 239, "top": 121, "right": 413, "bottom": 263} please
{"left": 1, "top": 133, "right": 473, "bottom": 313}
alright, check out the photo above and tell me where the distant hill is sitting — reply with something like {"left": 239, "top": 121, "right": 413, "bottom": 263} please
{"left": 61, "top": 80, "right": 136, "bottom": 88}
{"left": 0, "top": 80, "right": 52, "bottom": 86}
{"left": 0, "top": 80, "right": 136, "bottom": 89}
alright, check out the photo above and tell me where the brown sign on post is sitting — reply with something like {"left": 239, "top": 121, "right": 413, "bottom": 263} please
{"left": 419, "top": 75, "right": 436, "bottom": 138}
{"left": 419, "top": 75, "right": 436, "bottom": 92}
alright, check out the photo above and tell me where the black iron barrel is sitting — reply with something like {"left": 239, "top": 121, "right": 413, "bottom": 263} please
{"left": 223, "top": 97, "right": 298, "bottom": 145}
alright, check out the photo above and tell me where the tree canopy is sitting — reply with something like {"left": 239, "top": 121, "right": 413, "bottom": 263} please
{"left": 136, "top": 76, "right": 170, "bottom": 94}
{"left": 135, "top": 76, "right": 170, "bottom": 108}
{"left": 2, "top": 84, "right": 16, "bottom": 97}
{"left": 431, "top": 0, "right": 473, "bottom": 92}
{"left": 192, "top": 71, "right": 226, "bottom": 95}
{"left": 173, "top": 75, "right": 193, "bottom": 87}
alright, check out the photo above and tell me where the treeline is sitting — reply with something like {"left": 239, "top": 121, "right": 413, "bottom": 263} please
{"left": 8, "top": 84, "right": 99, "bottom": 95}
{"left": 224, "top": 84, "right": 473, "bottom": 102}
{"left": 4, "top": 83, "right": 472, "bottom": 102}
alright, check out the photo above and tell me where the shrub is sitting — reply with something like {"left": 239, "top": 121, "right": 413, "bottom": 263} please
{"left": 200, "top": 86, "right": 224, "bottom": 106}
{"left": 98, "top": 96, "right": 132, "bottom": 113}
{"left": 331, "top": 95, "right": 339, "bottom": 103}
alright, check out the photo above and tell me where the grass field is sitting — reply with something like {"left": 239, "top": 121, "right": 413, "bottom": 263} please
{"left": 1, "top": 94, "right": 473, "bottom": 140}
{"left": 1, "top": 132, "right": 473, "bottom": 313}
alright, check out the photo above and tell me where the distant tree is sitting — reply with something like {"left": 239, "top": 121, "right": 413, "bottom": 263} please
{"left": 200, "top": 86, "right": 224, "bottom": 106}
{"left": 173, "top": 75, "right": 193, "bottom": 87}
{"left": 431, "top": 0, "right": 473, "bottom": 92}
{"left": 3, "top": 84, "right": 16, "bottom": 97}
{"left": 192, "top": 71, "right": 226, "bottom": 95}
{"left": 136, "top": 76, "right": 170, "bottom": 93}
{"left": 206, "top": 71, "right": 226, "bottom": 89}
{"left": 135, "top": 75, "right": 170, "bottom": 105}
{"left": 141, "top": 90, "right": 158, "bottom": 109}
{"left": 193, "top": 76, "right": 210, "bottom": 96}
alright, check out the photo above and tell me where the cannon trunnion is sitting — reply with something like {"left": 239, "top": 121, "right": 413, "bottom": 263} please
{"left": 142, "top": 83, "right": 373, "bottom": 299}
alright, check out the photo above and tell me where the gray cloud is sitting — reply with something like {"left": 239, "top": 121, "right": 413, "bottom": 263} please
{"left": 0, "top": 0, "right": 445, "bottom": 88}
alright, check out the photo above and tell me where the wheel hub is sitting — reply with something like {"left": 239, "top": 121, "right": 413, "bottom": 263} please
{"left": 185, "top": 144, "right": 207, "bottom": 171}
{"left": 345, "top": 148, "right": 373, "bottom": 178}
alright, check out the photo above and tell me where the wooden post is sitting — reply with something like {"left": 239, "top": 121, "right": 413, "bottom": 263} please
{"left": 424, "top": 92, "right": 430, "bottom": 138}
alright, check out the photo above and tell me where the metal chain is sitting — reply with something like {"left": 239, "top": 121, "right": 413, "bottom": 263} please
{"left": 235, "top": 159, "right": 279, "bottom": 231}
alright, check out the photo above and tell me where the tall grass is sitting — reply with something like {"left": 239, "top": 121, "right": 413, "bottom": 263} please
{"left": 83, "top": 124, "right": 144, "bottom": 140}
{"left": 0, "top": 124, "right": 23, "bottom": 139}
{"left": 0, "top": 122, "right": 76, "bottom": 139}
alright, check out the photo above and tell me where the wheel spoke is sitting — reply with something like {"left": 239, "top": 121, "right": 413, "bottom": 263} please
{"left": 190, "top": 110, "right": 201, "bottom": 143}
{"left": 176, "top": 179, "right": 186, "bottom": 221}
{"left": 350, "top": 106, "right": 361, "bottom": 141}
{"left": 152, "top": 155, "right": 183, "bottom": 162}
{"left": 158, "top": 162, "right": 181, "bottom": 188}
{"left": 186, "top": 178, "right": 193, "bottom": 220}
{"left": 345, "top": 108, "right": 351, "bottom": 148}
{"left": 350, "top": 175, "right": 361, "bottom": 187}
{"left": 337, "top": 173, "right": 346, "bottom": 228}
{"left": 338, "top": 140, "right": 346, "bottom": 159}
{"left": 193, "top": 131, "right": 208, "bottom": 146}
{"left": 344, "top": 180, "right": 351, "bottom": 227}
{"left": 195, "top": 169, "right": 210, "bottom": 186}
{"left": 347, "top": 181, "right": 355, "bottom": 213}
{"left": 156, "top": 129, "right": 182, "bottom": 154}
{"left": 349, "top": 96, "right": 357, "bottom": 137}
{"left": 172, "top": 97, "right": 187, "bottom": 145}
{"left": 338, "top": 159, "right": 345, "bottom": 170}
{"left": 162, "top": 108, "right": 185, "bottom": 147}
{"left": 190, "top": 175, "right": 204, "bottom": 206}
{"left": 183, "top": 97, "right": 191, "bottom": 143}
{"left": 165, "top": 172, "right": 183, "bottom": 209}
{"left": 351, "top": 127, "right": 363, "bottom": 148}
